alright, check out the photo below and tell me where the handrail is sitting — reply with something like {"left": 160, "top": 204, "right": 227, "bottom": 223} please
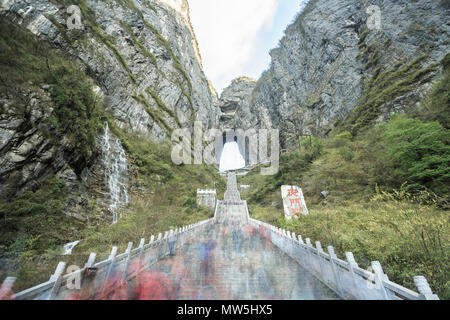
{"left": 2, "top": 172, "right": 439, "bottom": 301}
{"left": 247, "top": 214, "right": 438, "bottom": 300}
{"left": 2, "top": 218, "right": 215, "bottom": 300}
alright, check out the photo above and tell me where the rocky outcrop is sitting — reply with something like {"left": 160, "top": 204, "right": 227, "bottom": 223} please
{"left": 1, "top": 0, "right": 219, "bottom": 139}
{"left": 0, "top": 86, "right": 78, "bottom": 198}
{"left": 0, "top": 0, "right": 220, "bottom": 221}
{"left": 218, "top": 77, "right": 258, "bottom": 130}
{"left": 228, "top": 0, "right": 449, "bottom": 144}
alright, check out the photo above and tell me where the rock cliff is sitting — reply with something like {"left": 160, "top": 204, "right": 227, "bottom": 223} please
{"left": 220, "top": 0, "right": 449, "bottom": 144}
{"left": 0, "top": 0, "right": 219, "bottom": 219}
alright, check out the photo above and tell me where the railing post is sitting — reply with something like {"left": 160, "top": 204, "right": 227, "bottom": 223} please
{"left": 168, "top": 230, "right": 176, "bottom": 256}
{"left": 136, "top": 238, "right": 146, "bottom": 273}
{"left": 122, "top": 242, "right": 133, "bottom": 280}
{"left": 305, "top": 238, "right": 314, "bottom": 273}
{"left": 414, "top": 276, "right": 439, "bottom": 300}
{"left": 103, "top": 247, "right": 117, "bottom": 280}
{"left": 315, "top": 241, "right": 326, "bottom": 283}
{"left": 371, "top": 261, "right": 390, "bottom": 300}
{"left": 139, "top": 238, "right": 145, "bottom": 256}
{"left": 345, "top": 252, "right": 359, "bottom": 299}
{"left": 85, "top": 253, "right": 97, "bottom": 269}
{"left": 47, "top": 262, "right": 67, "bottom": 300}
{"left": 327, "top": 246, "right": 345, "bottom": 298}
{"left": 100, "top": 246, "right": 118, "bottom": 298}
{"left": 0, "top": 277, "right": 16, "bottom": 300}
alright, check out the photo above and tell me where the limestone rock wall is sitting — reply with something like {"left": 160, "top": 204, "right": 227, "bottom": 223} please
{"left": 220, "top": 0, "right": 449, "bottom": 145}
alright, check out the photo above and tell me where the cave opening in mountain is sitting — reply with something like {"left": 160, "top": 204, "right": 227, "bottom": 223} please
{"left": 219, "top": 131, "right": 246, "bottom": 172}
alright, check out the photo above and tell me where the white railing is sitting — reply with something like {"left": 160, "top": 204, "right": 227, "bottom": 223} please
{"left": 0, "top": 219, "right": 214, "bottom": 300}
{"left": 246, "top": 211, "right": 439, "bottom": 300}
{"left": 1, "top": 174, "right": 440, "bottom": 300}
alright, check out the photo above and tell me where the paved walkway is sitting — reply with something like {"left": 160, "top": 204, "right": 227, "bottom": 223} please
{"left": 124, "top": 172, "right": 339, "bottom": 300}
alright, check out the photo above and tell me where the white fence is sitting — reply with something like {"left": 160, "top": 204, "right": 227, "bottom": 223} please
{"left": 246, "top": 204, "right": 439, "bottom": 300}
{"left": 0, "top": 219, "right": 214, "bottom": 300}
{"left": 0, "top": 199, "right": 440, "bottom": 300}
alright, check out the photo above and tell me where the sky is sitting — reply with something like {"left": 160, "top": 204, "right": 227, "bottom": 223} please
{"left": 188, "top": 0, "right": 309, "bottom": 95}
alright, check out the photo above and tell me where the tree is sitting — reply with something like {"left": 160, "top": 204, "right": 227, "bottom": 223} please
{"left": 281, "top": 107, "right": 311, "bottom": 151}
{"left": 380, "top": 115, "right": 450, "bottom": 194}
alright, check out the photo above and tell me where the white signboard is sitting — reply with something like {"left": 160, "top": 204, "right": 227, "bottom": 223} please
{"left": 281, "top": 185, "right": 308, "bottom": 219}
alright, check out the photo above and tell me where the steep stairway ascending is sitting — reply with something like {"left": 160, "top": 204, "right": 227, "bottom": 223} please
{"left": 126, "top": 172, "right": 340, "bottom": 300}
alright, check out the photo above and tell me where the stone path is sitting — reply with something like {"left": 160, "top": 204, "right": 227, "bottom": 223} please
{"left": 124, "top": 172, "right": 339, "bottom": 300}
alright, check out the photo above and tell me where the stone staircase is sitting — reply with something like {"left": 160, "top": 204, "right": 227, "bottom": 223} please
{"left": 4, "top": 171, "right": 437, "bottom": 300}
{"left": 124, "top": 172, "right": 339, "bottom": 300}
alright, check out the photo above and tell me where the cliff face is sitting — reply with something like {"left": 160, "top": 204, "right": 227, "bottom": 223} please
{"left": 1, "top": 0, "right": 218, "bottom": 137}
{"left": 1, "top": 0, "right": 448, "bottom": 209}
{"left": 218, "top": 77, "right": 257, "bottom": 130}
{"left": 222, "top": 0, "right": 449, "bottom": 143}
{"left": 0, "top": 0, "right": 219, "bottom": 217}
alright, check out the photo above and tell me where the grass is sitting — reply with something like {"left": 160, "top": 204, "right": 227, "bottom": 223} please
{"left": 141, "top": 20, "right": 193, "bottom": 91}
{"left": 132, "top": 94, "right": 173, "bottom": 135}
{"left": 242, "top": 184, "right": 449, "bottom": 299}
{"left": 239, "top": 114, "right": 449, "bottom": 298}
{"left": 146, "top": 88, "right": 182, "bottom": 127}
{"left": 0, "top": 14, "right": 223, "bottom": 292}
{"left": 346, "top": 53, "right": 437, "bottom": 134}
{"left": 0, "top": 19, "right": 102, "bottom": 172}
{"left": 120, "top": 20, "right": 157, "bottom": 65}
{"left": 51, "top": 0, "right": 137, "bottom": 83}
{"left": 408, "top": 53, "right": 450, "bottom": 129}
{"left": 0, "top": 123, "right": 226, "bottom": 291}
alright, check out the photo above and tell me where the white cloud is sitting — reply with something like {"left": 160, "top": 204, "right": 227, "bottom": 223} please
{"left": 188, "top": 0, "right": 280, "bottom": 95}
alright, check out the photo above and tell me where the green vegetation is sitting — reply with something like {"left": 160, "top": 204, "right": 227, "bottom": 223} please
{"left": 0, "top": 176, "right": 87, "bottom": 290}
{"left": 73, "top": 128, "right": 226, "bottom": 255}
{"left": 409, "top": 53, "right": 450, "bottom": 128}
{"left": 0, "top": 177, "right": 82, "bottom": 255}
{"left": 241, "top": 113, "right": 449, "bottom": 298}
{"left": 120, "top": 21, "right": 157, "bottom": 65}
{"left": 146, "top": 88, "right": 182, "bottom": 127}
{"left": 346, "top": 54, "right": 437, "bottom": 134}
{"left": 0, "top": 18, "right": 224, "bottom": 291}
{"left": 52, "top": 0, "right": 136, "bottom": 83}
{"left": 0, "top": 19, "right": 101, "bottom": 171}
{"left": 132, "top": 94, "right": 173, "bottom": 135}
{"left": 1, "top": 112, "right": 225, "bottom": 291}
{"left": 111, "top": 0, "right": 192, "bottom": 91}
{"left": 0, "top": 19, "right": 101, "bottom": 288}
{"left": 47, "top": 14, "right": 74, "bottom": 45}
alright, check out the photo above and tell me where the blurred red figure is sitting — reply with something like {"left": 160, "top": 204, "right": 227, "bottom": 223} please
{"left": 65, "top": 292, "right": 84, "bottom": 300}
{"left": 0, "top": 278, "right": 15, "bottom": 300}
{"left": 0, "top": 289, "right": 14, "bottom": 300}
{"left": 101, "top": 279, "right": 129, "bottom": 300}
{"left": 134, "top": 270, "right": 173, "bottom": 300}
{"left": 243, "top": 225, "right": 253, "bottom": 236}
